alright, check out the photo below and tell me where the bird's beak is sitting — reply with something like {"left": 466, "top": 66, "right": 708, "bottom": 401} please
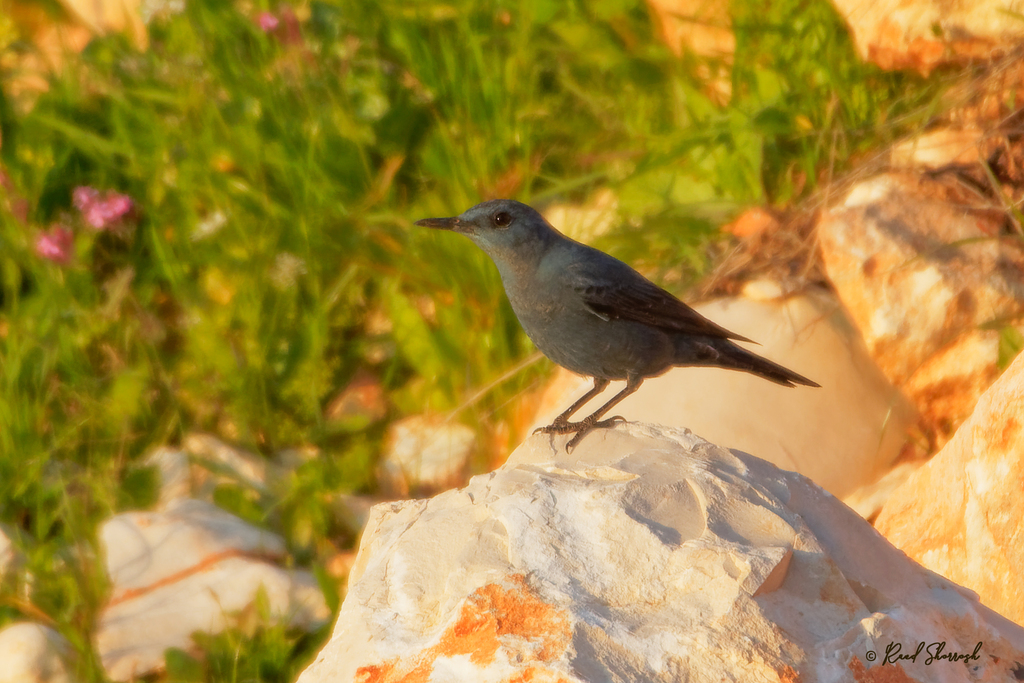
{"left": 414, "top": 216, "right": 462, "bottom": 231}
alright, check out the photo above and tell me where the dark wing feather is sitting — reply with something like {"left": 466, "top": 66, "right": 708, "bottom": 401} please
{"left": 569, "top": 259, "right": 754, "bottom": 343}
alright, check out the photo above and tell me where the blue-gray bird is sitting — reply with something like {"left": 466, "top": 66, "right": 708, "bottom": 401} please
{"left": 416, "top": 199, "right": 819, "bottom": 451}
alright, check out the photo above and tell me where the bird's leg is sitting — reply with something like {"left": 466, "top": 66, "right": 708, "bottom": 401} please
{"left": 536, "top": 376, "right": 643, "bottom": 451}
{"left": 535, "top": 377, "right": 609, "bottom": 433}
{"left": 563, "top": 375, "right": 643, "bottom": 451}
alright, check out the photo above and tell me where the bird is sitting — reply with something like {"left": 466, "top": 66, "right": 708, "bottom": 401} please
{"left": 416, "top": 199, "right": 819, "bottom": 451}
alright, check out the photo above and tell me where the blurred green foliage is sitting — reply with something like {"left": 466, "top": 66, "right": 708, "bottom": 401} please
{"left": 0, "top": 0, "right": 945, "bottom": 679}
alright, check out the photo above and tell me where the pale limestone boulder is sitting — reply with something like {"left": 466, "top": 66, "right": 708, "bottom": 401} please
{"left": 818, "top": 172, "right": 1024, "bottom": 444}
{"left": 299, "top": 424, "right": 1024, "bottom": 683}
{"left": 95, "top": 499, "right": 329, "bottom": 681}
{"left": 829, "top": 0, "right": 1024, "bottom": 73}
{"left": 531, "top": 284, "right": 915, "bottom": 498}
{"left": 0, "top": 623, "right": 76, "bottom": 683}
{"left": 876, "top": 350, "right": 1024, "bottom": 626}
{"left": 379, "top": 415, "right": 475, "bottom": 496}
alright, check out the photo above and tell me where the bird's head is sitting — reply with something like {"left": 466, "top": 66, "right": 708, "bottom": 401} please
{"left": 415, "top": 199, "right": 556, "bottom": 262}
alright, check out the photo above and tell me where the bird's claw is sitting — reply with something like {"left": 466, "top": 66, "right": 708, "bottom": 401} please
{"left": 535, "top": 415, "right": 629, "bottom": 452}
{"left": 534, "top": 421, "right": 581, "bottom": 435}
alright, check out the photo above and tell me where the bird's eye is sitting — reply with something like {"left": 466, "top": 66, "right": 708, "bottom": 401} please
{"left": 493, "top": 211, "right": 512, "bottom": 228}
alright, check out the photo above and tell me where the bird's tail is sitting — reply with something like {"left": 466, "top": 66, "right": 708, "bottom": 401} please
{"left": 675, "top": 337, "right": 820, "bottom": 388}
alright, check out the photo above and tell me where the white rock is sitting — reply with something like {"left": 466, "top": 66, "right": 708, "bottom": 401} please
{"left": 531, "top": 286, "right": 916, "bottom": 498}
{"left": 379, "top": 415, "right": 475, "bottom": 496}
{"left": 183, "top": 432, "right": 276, "bottom": 497}
{"left": 142, "top": 446, "right": 192, "bottom": 509}
{"left": 829, "top": 0, "right": 1024, "bottom": 73}
{"left": 299, "top": 424, "right": 1024, "bottom": 682}
{"left": 889, "top": 127, "right": 990, "bottom": 170}
{"left": 0, "top": 623, "right": 76, "bottom": 683}
{"left": 143, "top": 437, "right": 312, "bottom": 509}
{"left": 95, "top": 499, "right": 329, "bottom": 681}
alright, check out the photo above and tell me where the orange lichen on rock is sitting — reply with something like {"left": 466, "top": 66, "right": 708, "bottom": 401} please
{"left": 355, "top": 574, "right": 574, "bottom": 683}
{"left": 848, "top": 656, "right": 918, "bottom": 683}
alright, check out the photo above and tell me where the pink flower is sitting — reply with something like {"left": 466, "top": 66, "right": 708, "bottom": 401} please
{"left": 72, "top": 186, "right": 133, "bottom": 230}
{"left": 257, "top": 12, "right": 279, "bottom": 32}
{"left": 73, "top": 186, "right": 100, "bottom": 212}
{"left": 35, "top": 227, "right": 74, "bottom": 264}
{"left": 105, "top": 193, "right": 133, "bottom": 217}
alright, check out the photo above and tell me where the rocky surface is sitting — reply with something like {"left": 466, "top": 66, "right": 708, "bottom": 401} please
{"left": 0, "top": 622, "right": 76, "bottom": 683}
{"left": 94, "top": 498, "right": 329, "bottom": 681}
{"left": 876, "top": 350, "right": 1024, "bottom": 626}
{"left": 298, "top": 424, "right": 1024, "bottom": 683}
{"left": 828, "top": 0, "right": 1024, "bottom": 73}
{"left": 531, "top": 284, "right": 915, "bottom": 498}
{"left": 817, "top": 172, "right": 1024, "bottom": 444}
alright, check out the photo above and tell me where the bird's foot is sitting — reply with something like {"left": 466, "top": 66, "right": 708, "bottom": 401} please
{"left": 565, "top": 417, "right": 626, "bottom": 451}
{"left": 535, "top": 415, "right": 627, "bottom": 452}
{"left": 534, "top": 421, "right": 580, "bottom": 436}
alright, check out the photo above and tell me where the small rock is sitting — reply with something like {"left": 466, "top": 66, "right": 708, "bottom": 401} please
{"left": 183, "top": 432, "right": 277, "bottom": 498}
{"left": 531, "top": 285, "right": 916, "bottom": 497}
{"left": 142, "top": 446, "right": 191, "bottom": 509}
{"left": 298, "top": 424, "right": 1024, "bottom": 683}
{"left": 95, "top": 499, "right": 329, "bottom": 681}
{"left": 541, "top": 188, "right": 619, "bottom": 244}
{"left": 829, "top": 0, "right": 1024, "bottom": 73}
{"left": 889, "top": 127, "right": 992, "bottom": 170}
{"left": 646, "top": 0, "right": 733, "bottom": 101}
{"left": 59, "top": 0, "right": 148, "bottom": 49}
{"left": 323, "top": 370, "right": 387, "bottom": 429}
{"left": 379, "top": 415, "right": 475, "bottom": 496}
{"left": 647, "top": 0, "right": 734, "bottom": 58}
{"left": 722, "top": 206, "right": 779, "bottom": 240}
{"left": 142, "top": 438, "right": 316, "bottom": 509}
{"left": 876, "top": 350, "right": 1024, "bottom": 625}
{"left": 818, "top": 172, "right": 1024, "bottom": 444}
{"left": 0, "top": 623, "right": 76, "bottom": 683}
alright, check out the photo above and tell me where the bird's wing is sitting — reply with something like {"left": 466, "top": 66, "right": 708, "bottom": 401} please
{"left": 568, "top": 259, "right": 754, "bottom": 343}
